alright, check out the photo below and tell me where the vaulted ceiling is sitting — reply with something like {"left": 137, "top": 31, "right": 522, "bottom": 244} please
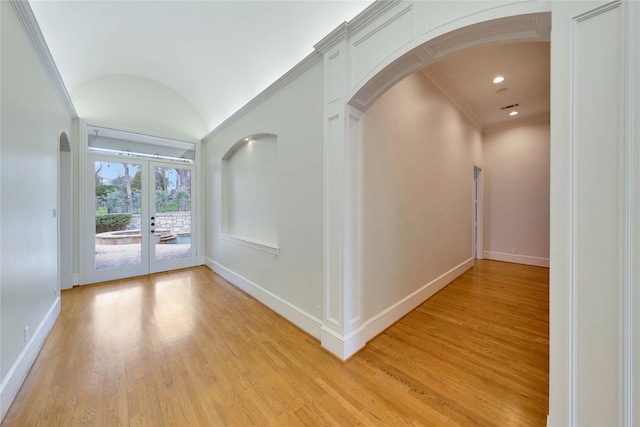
{"left": 29, "top": 1, "right": 549, "bottom": 137}
{"left": 29, "top": 0, "right": 374, "bottom": 133}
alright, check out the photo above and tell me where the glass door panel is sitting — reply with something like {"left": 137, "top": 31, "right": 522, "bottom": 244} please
{"left": 149, "top": 162, "right": 196, "bottom": 273}
{"left": 86, "top": 157, "right": 149, "bottom": 284}
{"left": 85, "top": 157, "right": 196, "bottom": 283}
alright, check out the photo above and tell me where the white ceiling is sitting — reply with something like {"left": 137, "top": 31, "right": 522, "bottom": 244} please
{"left": 422, "top": 41, "right": 550, "bottom": 133}
{"left": 29, "top": 1, "right": 549, "bottom": 137}
{"left": 29, "top": 0, "right": 374, "bottom": 133}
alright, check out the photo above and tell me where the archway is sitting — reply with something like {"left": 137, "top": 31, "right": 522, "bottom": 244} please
{"left": 318, "top": 1, "right": 638, "bottom": 424}
{"left": 59, "top": 131, "right": 73, "bottom": 290}
{"left": 318, "top": 3, "right": 551, "bottom": 360}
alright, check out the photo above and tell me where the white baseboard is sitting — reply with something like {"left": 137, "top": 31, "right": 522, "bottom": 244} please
{"left": 205, "top": 257, "right": 473, "bottom": 361}
{"left": 483, "top": 251, "right": 549, "bottom": 268}
{"left": 0, "top": 297, "right": 60, "bottom": 421}
{"left": 322, "top": 258, "right": 474, "bottom": 360}
{"left": 358, "top": 257, "right": 473, "bottom": 351}
{"left": 204, "top": 257, "right": 322, "bottom": 339}
{"left": 320, "top": 323, "right": 369, "bottom": 361}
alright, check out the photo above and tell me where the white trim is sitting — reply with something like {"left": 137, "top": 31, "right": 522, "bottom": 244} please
{"left": 220, "top": 234, "right": 280, "bottom": 255}
{"left": 204, "top": 258, "right": 320, "bottom": 338}
{"left": 473, "top": 163, "right": 484, "bottom": 260}
{"left": 323, "top": 258, "right": 474, "bottom": 360}
{"left": 621, "top": 2, "right": 635, "bottom": 423}
{"left": 629, "top": 3, "right": 640, "bottom": 424}
{"left": 202, "top": 52, "right": 322, "bottom": 142}
{"left": 313, "top": 1, "right": 401, "bottom": 53}
{"left": 0, "top": 298, "right": 60, "bottom": 421}
{"left": 8, "top": 0, "right": 77, "bottom": 118}
{"left": 360, "top": 258, "right": 474, "bottom": 344}
{"left": 483, "top": 251, "right": 550, "bottom": 268}
{"left": 320, "top": 323, "right": 367, "bottom": 361}
{"left": 482, "top": 112, "right": 551, "bottom": 134}
{"left": 421, "top": 66, "right": 483, "bottom": 131}
{"left": 72, "top": 273, "right": 81, "bottom": 286}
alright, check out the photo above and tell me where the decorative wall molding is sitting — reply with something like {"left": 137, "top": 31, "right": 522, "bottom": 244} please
{"left": 627, "top": 3, "right": 640, "bottom": 424}
{"left": 349, "top": 7, "right": 551, "bottom": 113}
{"left": 204, "top": 258, "right": 322, "bottom": 339}
{"left": 483, "top": 251, "right": 549, "bottom": 268}
{"left": 202, "top": 51, "right": 322, "bottom": 142}
{"left": 313, "top": 0, "right": 402, "bottom": 53}
{"left": 0, "top": 298, "right": 60, "bottom": 420}
{"left": 350, "top": 52, "right": 425, "bottom": 111}
{"left": 9, "top": 0, "right": 77, "bottom": 119}
{"left": 567, "top": 2, "right": 623, "bottom": 424}
{"left": 220, "top": 234, "right": 279, "bottom": 255}
{"left": 424, "top": 14, "right": 547, "bottom": 60}
{"left": 351, "top": 4, "right": 415, "bottom": 91}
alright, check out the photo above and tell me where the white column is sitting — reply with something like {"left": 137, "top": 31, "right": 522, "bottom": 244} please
{"left": 549, "top": 0, "right": 638, "bottom": 424}
{"left": 316, "top": 27, "right": 365, "bottom": 360}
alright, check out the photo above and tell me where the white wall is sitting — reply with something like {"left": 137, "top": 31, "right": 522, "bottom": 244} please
{"left": 1, "top": 1, "right": 71, "bottom": 418}
{"left": 362, "top": 71, "right": 481, "bottom": 320}
{"left": 482, "top": 122, "right": 550, "bottom": 267}
{"left": 203, "top": 60, "right": 324, "bottom": 334}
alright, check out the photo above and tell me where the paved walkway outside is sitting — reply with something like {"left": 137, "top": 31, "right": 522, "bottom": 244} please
{"left": 95, "top": 243, "right": 191, "bottom": 270}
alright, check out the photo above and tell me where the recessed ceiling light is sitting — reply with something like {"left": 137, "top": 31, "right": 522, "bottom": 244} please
{"left": 493, "top": 76, "right": 505, "bottom": 84}
{"left": 509, "top": 111, "right": 518, "bottom": 116}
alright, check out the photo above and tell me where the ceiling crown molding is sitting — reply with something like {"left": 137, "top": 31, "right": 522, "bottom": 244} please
{"left": 314, "top": 0, "right": 401, "bottom": 53}
{"left": 202, "top": 51, "right": 323, "bottom": 142}
{"left": 10, "top": 0, "right": 78, "bottom": 119}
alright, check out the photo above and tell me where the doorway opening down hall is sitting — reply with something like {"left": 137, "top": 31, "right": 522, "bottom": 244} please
{"left": 359, "top": 39, "right": 551, "bottom": 422}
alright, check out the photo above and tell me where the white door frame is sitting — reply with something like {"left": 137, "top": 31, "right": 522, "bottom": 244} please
{"left": 148, "top": 161, "right": 197, "bottom": 274}
{"left": 84, "top": 155, "right": 198, "bottom": 284}
{"left": 84, "top": 155, "right": 151, "bottom": 284}
{"left": 473, "top": 164, "right": 483, "bottom": 260}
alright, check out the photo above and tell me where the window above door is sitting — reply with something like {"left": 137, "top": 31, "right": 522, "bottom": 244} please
{"left": 87, "top": 125, "right": 196, "bottom": 163}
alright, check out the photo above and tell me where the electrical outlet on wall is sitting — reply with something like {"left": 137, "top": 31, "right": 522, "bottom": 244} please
{"left": 316, "top": 305, "right": 322, "bottom": 318}
{"left": 512, "top": 248, "right": 517, "bottom": 254}
{"left": 24, "top": 326, "right": 30, "bottom": 342}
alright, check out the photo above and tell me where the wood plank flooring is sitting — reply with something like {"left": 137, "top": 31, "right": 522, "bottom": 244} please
{"left": 2, "top": 260, "right": 548, "bottom": 426}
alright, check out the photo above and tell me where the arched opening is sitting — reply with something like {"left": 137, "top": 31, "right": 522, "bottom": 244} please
{"left": 323, "top": 7, "right": 553, "bottom": 422}
{"left": 59, "top": 131, "right": 73, "bottom": 290}
{"left": 359, "top": 40, "right": 550, "bottom": 421}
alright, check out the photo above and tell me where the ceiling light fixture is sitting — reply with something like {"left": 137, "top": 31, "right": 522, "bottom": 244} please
{"left": 509, "top": 111, "right": 518, "bottom": 116}
{"left": 493, "top": 76, "right": 505, "bottom": 84}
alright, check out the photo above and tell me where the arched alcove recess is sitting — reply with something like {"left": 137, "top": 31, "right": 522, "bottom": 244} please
{"left": 220, "top": 133, "right": 278, "bottom": 253}
{"left": 58, "top": 131, "right": 73, "bottom": 290}
{"left": 59, "top": 131, "right": 71, "bottom": 152}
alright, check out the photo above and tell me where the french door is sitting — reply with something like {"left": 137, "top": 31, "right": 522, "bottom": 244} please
{"left": 85, "top": 155, "right": 196, "bottom": 284}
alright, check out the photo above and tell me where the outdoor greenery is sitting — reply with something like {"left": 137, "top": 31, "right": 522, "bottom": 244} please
{"left": 95, "top": 213, "right": 132, "bottom": 233}
{"left": 94, "top": 162, "right": 191, "bottom": 218}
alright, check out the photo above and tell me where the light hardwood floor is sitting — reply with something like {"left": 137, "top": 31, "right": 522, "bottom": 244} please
{"left": 2, "top": 260, "right": 548, "bottom": 426}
